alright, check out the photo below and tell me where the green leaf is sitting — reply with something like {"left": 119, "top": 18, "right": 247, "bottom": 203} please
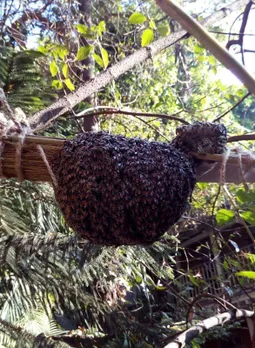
{"left": 149, "top": 20, "right": 156, "bottom": 29}
{"left": 56, "top": 45, "right": 69, "bottom": 60}
{"left": 128, "top": 12, "right": 147, "bottom": 25}
{"left": 194, "top": 44, "right": 205, "bottom": 54}
{"left": 93, "top": 53, "right": 104, "bottom": 68}
{"left": 208, "top": 56, "right": 216, "bottom": 65}
{"left": 154, "top": 285, "right": 167, "bottom": 290}
{"left": 64, "top": 78, "right": 75, "bottom": 91}
{"left": 52, "top": 80, "right": 63, "bottom": 90}
{"left": 157, "top": 24, "right": 170, "bottom": 37}
{"left": 37, "top": 46, "right": 48, "bottom": 54}
{"left": 62, "top": 63, "right": 68, "bottom": 78}
{"left": 197, "top": 183, "right": 209, "bottom": 190}
{"left": 216, "top": 209, "right": 235, "bottom": 225}
{"left": 236, "top": 188, "right": 255, "bottom": 205}
{"left": 141, "top": 29, "right": 154, "bottom": 47}
{"left": 240, "top": 211, "right": 255, "bottom": 225}
{"left": 236, "top": 271, "right": 255, "bottom": 279}
{"left": 245, "top": 253, "right": 255, "bottom": 264}
{"left": 189, "top": 274, "right": 199, "bottom": 287}
{"left": 191, "top": 340, "right": 200, "bottom": 348}
{"left": 223, "top": 260, "right": 229, "bottom": 271}
{"left": 50, "top": 61, "right": 58, "bottom": 77}
{"left": 101, "top": 48, "right": 109, "bottom": 68}
{"left": 76, "top": 24, "right": 89, "bottom": 34}
{"left": 98, "top": 21, "right": 106, "bottom": 35}
{"left": 76, "top": 46, "right": 92, "bottom": 61}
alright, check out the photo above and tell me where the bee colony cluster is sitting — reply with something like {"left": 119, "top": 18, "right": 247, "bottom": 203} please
{"left": 51, "top": 122, "right": 227, "bottom": 245}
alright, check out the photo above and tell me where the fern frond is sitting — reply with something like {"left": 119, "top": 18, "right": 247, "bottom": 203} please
{"left": 0, "top": 46, "right": 54, "bottom": 113}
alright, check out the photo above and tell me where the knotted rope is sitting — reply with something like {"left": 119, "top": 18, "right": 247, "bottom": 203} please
{"left": 0, "top": 89, "right": 57, "bottom": 187}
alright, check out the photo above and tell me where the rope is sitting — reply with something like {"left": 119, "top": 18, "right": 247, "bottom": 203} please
{"left": 0, "top": 91, "right": 58, "bottom": 186}
{"left": 219, "top": 147, "right": 230, "bottom": 185}
{"left": 36, "top": 145, "right": 58, "bottom": 188}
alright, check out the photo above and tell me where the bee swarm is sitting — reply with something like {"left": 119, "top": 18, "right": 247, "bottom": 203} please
{"left": 51, "top": 123, "right": 227, "bottom": 245}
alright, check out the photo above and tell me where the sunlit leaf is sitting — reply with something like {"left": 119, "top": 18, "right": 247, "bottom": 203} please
{"left": 76, "top": 46, "right": 93, "bottom": 61}
{"left": 141, "top": 29, "right": 154, "bottom": 47}
{"left": 194, "top": 44, "right": 205, "bottom": 54}
{"left": 236, "top": 271, "right": 255, "bottom": 279}
{"left": 56, "top": 45, "right": 69, "bottom": 60}
{"left": 62, "top": 63, "right": 68, "bottom": 78}
{"left": 216, "top": 209, "right": 235, "bottom": 225}
{"left": 49, "top": 61, "right": 58, "bottom": 77}
{"left": 98, "top": 21, "right": 106, "bottom": 35}
{"left": 129, "top": 12, "right": 147, "bottom": 25}
{"left": 101, "top": 48, "right": 109, "bottom": 68}
{"left": 240, "top": 211, "right": 255, "bottom": 225}
{"left": 64, "top": 78, "right": 75, "bottom": 91}
{"left": 149, "top": 20, "right": 156, "bottom": 29}
{"left": 93, "top": 53, "right": 104, "bottom": 68}
{"left": 76, "top": 24, "right": 89, "bottom": 34}
{"left": 52, "top": 79, "right": 63, "bottom": 90}
{"left": 37, "top": 46, "right": 48, "bottom": 54}
{"left": 245, "top": 253, "right": 255, "bottom": 264}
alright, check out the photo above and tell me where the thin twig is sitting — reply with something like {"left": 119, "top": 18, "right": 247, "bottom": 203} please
{"left": 132, "top": 115, "right": 170, "bottom": 141}
{"left": 73, "top": 107, "right": 190, "bottom": 125}
{"left": 213, "top": 92, "right": 251, "bottom": 122}
{"left": 210, "top": 30, "right": 255, "bottom": 36}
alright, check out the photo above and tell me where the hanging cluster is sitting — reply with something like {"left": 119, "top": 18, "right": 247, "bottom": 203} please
{"left": 51, "top": 122, "right": 227, "bottom": 246}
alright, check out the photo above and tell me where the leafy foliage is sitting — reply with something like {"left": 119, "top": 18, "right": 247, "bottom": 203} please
{"left": 0, "top": 46, "right": 55, "bottom": 113}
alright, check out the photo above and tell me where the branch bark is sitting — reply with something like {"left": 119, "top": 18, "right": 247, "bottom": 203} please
{"left": 29, "top": 0, "right": 248, "bottom": 132}
{"left": 78, "top": 0, "right": 98, "bottom": 131}
{"left": 165, "top": 309, "right": 254, "bottom": 348}
{"left": 155, "top": 0, "right": 255, "bottom": 94}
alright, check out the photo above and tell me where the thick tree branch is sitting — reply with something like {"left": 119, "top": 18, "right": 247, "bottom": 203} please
{"left": 165, "top": 309, "right": 254, "bottom": 348}
{"left": 228, "top": 133, "right": 255, "bottom": 142}
{"left": 29, "top": 0, "right": 248, "bottom": 132}
{"left": 29, "top": 32, "right": 187, "bottom": 132}
{"left": 155, "top": 0, "right": 255, "bottom": 94}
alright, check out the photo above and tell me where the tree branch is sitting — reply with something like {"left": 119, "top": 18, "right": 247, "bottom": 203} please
{"left": 213, "top": 92, "right": 250, "bottom": 122}
{"left": 73, "top": 107, "right": 189, "bottom": 125}
{"left": 29, "top": 0, "right": 249, "bottom": 132}
{"left": 226, "top": 1, "right": 253, "bottom": 65}
{"left": 155, "top": 0, "right": 255, "bottom": 94}
{"left": 228, "top": 133, "right": 255, "bottom": 142}
{"left": 164, "top": 309, "right": 254, "bottom": 348}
